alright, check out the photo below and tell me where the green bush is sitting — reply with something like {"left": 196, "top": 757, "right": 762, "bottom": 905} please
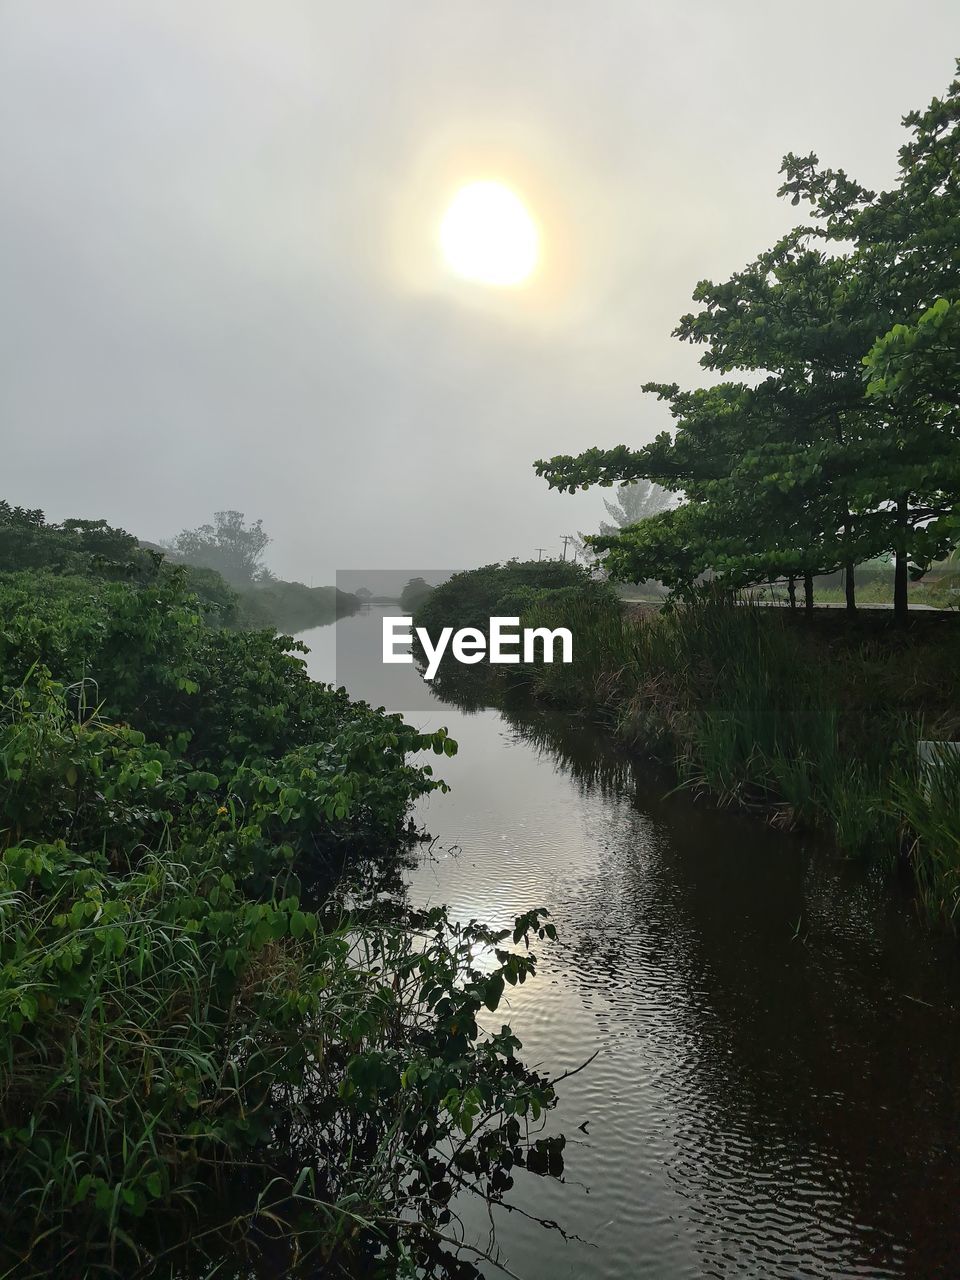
{"left": 0, "top": 502, "right": 139, "bottom": 576}
{"left": 414, "top": 559, "right": 593, "bottom": 637}
{"left": 236, "top": 580, "right": 359, "bottom": 633}
{"left": 0, "top": 571, "right": 565, "bottom": 1276}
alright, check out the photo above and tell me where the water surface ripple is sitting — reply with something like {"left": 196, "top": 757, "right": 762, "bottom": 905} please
{"left": 301, "top": 612, "right": 960, "bottom": 1280}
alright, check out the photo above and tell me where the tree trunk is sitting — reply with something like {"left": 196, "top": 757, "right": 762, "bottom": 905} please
{"left": 787, "top": 575, "right": 797, "bottom": 611}
{"left": 844, "top": 561, "right": 857, "bottom": 613}
{"left": 803, "top": 571, "right": 814, "bottom": 615}
{"left": 841, "top": 508, "right": 856, "bottom": 613}
{"left": 894, "top": 494, "right": 909, "bottom": 625}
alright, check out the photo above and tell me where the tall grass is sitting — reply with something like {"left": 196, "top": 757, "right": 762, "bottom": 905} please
{"left": 517, "top": 584, "right": 641, "bottom": 713}
{"left": 893, "top": 747, "right": 960, "bottom": 924}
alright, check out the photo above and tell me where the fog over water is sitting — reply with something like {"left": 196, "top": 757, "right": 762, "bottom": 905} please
{"left": 2, "top": 2, "right": 959, "bottom": 576}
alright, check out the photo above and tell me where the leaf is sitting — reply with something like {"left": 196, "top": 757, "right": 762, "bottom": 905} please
{"left": 483, "top": 972, "right": 505, "bottom": 1011}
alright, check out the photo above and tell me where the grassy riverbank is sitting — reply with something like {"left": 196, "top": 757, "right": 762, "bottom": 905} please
{"left": 418, "top": 567, "right": 960, "bottom": 926}
{"left": 0, "top": 564, "right": 563, "bottom": 1277}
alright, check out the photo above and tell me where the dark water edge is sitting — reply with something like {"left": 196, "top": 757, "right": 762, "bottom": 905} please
{"left": 280, "top": 610, "right": 960, "bottom": 1280}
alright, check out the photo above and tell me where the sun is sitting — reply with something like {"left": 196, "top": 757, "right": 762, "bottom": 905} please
{"left": 439, "top": 181, "right": 539, "bottom": 287}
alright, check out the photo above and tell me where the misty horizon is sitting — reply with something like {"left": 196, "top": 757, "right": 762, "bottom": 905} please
{"left": 3, "top": 2, "right": 959, "bottom": 581}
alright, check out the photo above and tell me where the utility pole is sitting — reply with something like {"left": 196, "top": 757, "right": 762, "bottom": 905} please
{"left": 535, "top": 547, "right": 547, "bottom": 561}
{"left": 560, "top": 535, "right": 575, "bottom": 562}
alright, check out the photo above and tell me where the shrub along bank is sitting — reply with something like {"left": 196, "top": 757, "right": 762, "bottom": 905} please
{"left": 236, "top": 577, "right": 360, "bottom": 632}
{"left": 0, "top": 499, "right": 358, "bottom": 633}
{"left": 417, "top": 567, "right": 960, "bottom": 926}
{"left": 0, "top": 568, "right": 564, "bottom": 1277}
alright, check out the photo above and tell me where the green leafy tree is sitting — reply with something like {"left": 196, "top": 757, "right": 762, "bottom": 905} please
{"left": 537, "top": 241, "right": 889, "bottom": 607}
{"left": 0, "top": 502, "right": 142, "bottom": 576}
{"left": 537, "top": 66, "right": 960, "bottom": 622}
{"left": 0, "top": 501, "right": 45, "bottom": 529}
{"left": 862, "top": 297, "right": 960, "bottom": 608}
{"left": 778, "top": 63, "right": 960, "bottom": 619}
{"left": 60, "top": 517, "right": 138, "bottom": 560}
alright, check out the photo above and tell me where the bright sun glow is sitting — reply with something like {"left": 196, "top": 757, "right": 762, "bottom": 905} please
{"left": 439, "top": 181, "right": 539, "bottom": 286}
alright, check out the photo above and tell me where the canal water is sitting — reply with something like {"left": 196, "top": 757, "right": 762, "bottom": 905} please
{"left": 299, "top": 607, "right": 960, "bottom": 1280}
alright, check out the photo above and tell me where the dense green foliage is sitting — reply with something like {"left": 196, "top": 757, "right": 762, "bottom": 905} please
{"left": 0, "top": 569, "right": 565, "bottom": 1276}
{"left": 236, "top": 578, "right": 360, "bottom": 633}
{"left": 414, "top": 559, "right": 606, "bottom": 637}
{"left": 536, "top": 66, "right": 960, "bottom": 622}
{"left": 0, "top": 501, "right": 143, "bottom": 574}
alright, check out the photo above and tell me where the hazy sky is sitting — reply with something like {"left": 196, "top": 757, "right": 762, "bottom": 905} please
{"left": 3, "top": 2, "right": 959, "bottom": 581}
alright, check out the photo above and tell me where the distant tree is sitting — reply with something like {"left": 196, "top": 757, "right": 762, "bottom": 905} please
{"left": 599, "top": 479, "right": 673, "bottom": 535}
{"left": 172, "top": 511, "right": 270, "bottom": 586}
{"left": 591, "top": 479, "right": 673, "bottom": 588}
{"left": 400, "top": 577, "right": 434, "bottom": 613}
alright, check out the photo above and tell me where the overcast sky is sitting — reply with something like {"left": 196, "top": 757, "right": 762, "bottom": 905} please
{"left": 3, "top": 2, "right": 959, "bottom": 581}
